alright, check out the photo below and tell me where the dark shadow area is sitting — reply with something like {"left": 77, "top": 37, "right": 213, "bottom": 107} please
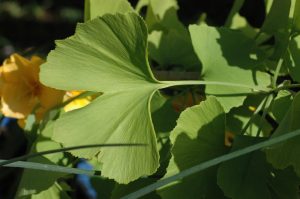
{"left": 0, "top": 118, "right": 27, "bottom": 199}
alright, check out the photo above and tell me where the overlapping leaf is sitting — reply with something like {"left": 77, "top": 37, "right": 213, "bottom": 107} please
{"left": 218, "top": 136, "right": 300, "bottom": 199}
{"left": 16, "top": 122, "right": 66, "bottom": 197}
{"left": 189, "top": 24, "right": 270, "bottom": 112}
{"left": 84, "top": 0, "right": 133, "bottom": 21}
{"left": 265, "top": 92, "right": 300, "bottom": 175}
{"left": 158, "top": 97, "right": 228, "bottom": 198}
{"left": 145, "top": 0, "right": 200, "bottom": 70}
{"left": 286, "top": 35, "right": 300, "bottom": 82}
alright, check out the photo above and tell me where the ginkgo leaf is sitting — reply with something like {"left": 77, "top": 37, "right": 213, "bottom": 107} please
{"left": 40, "top": 13, "right": 170, "bottom": 184}
{"left": 265, "top": 92, "right": 300, "bottom": 175}
{"left": 189, "top": 24, "right": 271, "bottom": 112}
{"left": 85, "top": 0, "right": 133, "bottom": 21}
{"left": 40, "top": 12, "right": 267, "bottom": 184}
{"left": 218, "top": 135, "right": 300, "bottom": 199}
{"left": 158, "top": 97, "right": 228, "bottom": 198}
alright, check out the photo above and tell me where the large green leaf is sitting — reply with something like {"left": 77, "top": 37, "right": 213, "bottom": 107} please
{"left": 40, "top": 13, "right": 180, "bottom": 184}
{"left": 218, "top": 135, "right": 300, "bottom": 199}
{"left": 84, "top": 0, "right": 133, "bottom": 21}
{"left": 189, "top": 24, "right": 270, "bottom": 112}
{"left": 266, "top": 92, "right": 300, "bottom": 175}
{"left": 158, "top": 97, "right": 228, "bottom": 198}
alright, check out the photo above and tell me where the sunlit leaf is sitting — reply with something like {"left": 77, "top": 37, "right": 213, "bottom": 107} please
{"left": 85, "top": 0, "right": 133, "bottom": 21}
{"left": 189, "top": 24, "right": 270, "bottom": 112}
{"left": 40, "top": 13, "right": 181, "bottom": 184}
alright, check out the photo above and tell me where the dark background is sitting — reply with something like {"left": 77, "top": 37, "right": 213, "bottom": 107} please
{"left": 0, "top": 0, "right": 265, "bottom": 62}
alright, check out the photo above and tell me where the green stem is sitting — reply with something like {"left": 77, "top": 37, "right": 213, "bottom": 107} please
{"left": 271, "top": 84, "right": 300, "bottom": 93}
{"left": 256, "top": 95, "right": 274, "bottom": 137}
{"left": 160, "top": 80, "right": 270, "bottom": 92}
{"left": 0, "top": 143, "right": 145, "bottom": 167}
{"left": 272, "top": 58, "right": 284, "bottom": 88}
{"left": 0, "top": 159, "right": 96, "bottom": 176}
{"left": 241, "top": 95, "right": 269, "bottom": 135}
{"left": 224, "top": 0, "right": 245, "bottom": 27}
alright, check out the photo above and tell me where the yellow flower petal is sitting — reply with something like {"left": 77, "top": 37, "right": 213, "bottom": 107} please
{"left": 1, "top": 83, "right": 38, "bottom": 119}
{"left": 0, "top": 53, "right": 64, "bottom": 120}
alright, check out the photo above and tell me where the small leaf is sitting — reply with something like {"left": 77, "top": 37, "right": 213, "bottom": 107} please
{"left": 85, "top": 0, "right": 133, "bottom": 21}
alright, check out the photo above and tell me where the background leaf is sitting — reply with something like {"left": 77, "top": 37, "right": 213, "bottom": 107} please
{"left": 16, "top": 122, "right": 67, "bottom": 197}
{"left": 266, "top": 92, "right": 300, "bottom": 176}
{"left": 158, "top": 97, "right": 228, "bottom": 198}
{"left": 84, "top": 0, "right": 133, "bottom": 21}
{"left": 189, "top": 24, "right": 270, "bottom": 112}
{"left": 218, "top": 135, "right": 300, "bottom": 199}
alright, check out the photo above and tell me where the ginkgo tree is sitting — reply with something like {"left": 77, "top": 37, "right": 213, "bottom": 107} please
{"left": 1, "top": 0, "right": 300, "bottom": 198}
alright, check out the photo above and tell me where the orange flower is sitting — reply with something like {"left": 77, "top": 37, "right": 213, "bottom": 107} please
{"left": 0, "top": 54, "right": 65, "bottom": 120}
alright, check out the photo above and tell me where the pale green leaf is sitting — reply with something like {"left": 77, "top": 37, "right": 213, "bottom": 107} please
{"left": 189, "top": 24, "right": 270, "bottom": 112}
{"left": 40, "top": 13, "right": 173, "bottom": 184}
{"left": 135, "top": 0, "right": 149, "bottom": 13}
{"left": 158, "top": 97, "right": 228, "bottom": 198}
{"left": 145, "top": 0, "right": 178, "bottom": 31}
{"left": 266, "top": 92, "right": 300, "bottom": 175}
{"left": 85, "top": 0, "right": 133, "bottom": 21}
